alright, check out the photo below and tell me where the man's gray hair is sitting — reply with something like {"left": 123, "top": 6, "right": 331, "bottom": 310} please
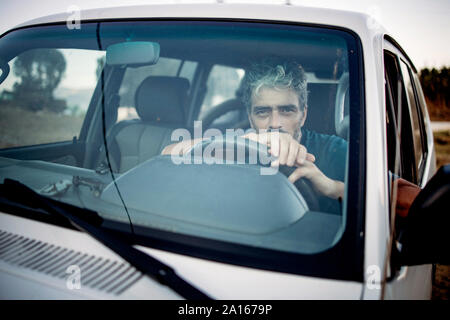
{"left": 241, "top": 58, "right": 308, "bottom": 112}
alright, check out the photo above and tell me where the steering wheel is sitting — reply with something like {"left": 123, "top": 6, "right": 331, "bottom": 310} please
{"left": 187, "top": 135, "right": 320, "bottom": 211}
{"left": 201, "top": 99, "right": 250, "bottom": 131}
{"left": 0, "top": 58, "right": 10, "bottom": 85}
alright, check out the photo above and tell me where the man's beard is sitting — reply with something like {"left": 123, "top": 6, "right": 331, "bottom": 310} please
{"left": 293, "top": 126, "right": 302, "bottom": 142}
{"left": 248, "top": 116, "right": 302, "bottom": 142}
{"left": 257, "top": 127, "right": 302, "bottom": 143}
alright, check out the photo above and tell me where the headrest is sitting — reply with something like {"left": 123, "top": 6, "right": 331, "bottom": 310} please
{"left": 135, "top": 76, "right": 190, "bottom": 124}
{"left": 235, "top": 76, "right": 246, "bottom": 98}
{"left": 334, "top": 72, "right": 349, "bottom": 140}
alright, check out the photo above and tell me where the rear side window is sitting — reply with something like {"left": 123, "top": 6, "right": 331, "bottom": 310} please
{"left": 199, "top": 64, "right": 244, "bottom": 119}
{"left": 117, "top": 58, "right": 197, "bottom": 122}
{"left": 384, "top": 51, "right": 417, "bottom": 183}
{"left": 411, "top": 71, "right": 430, "bottom": 161}
{"left": 399, "top": 60, "right": 427, "bottom": 182}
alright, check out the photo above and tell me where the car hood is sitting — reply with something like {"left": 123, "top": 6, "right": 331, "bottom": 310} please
{"left": 0, "top": 212, "right": 363, "bottom": 299}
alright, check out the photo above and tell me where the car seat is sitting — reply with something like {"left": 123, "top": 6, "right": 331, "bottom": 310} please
{"left": 97, "top": 76, "right": 190, "bottom": 173}
{"left": 334, "top": 72, "right": 350, "bottom": 140}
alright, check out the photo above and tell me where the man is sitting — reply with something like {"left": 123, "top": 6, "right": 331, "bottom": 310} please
{"left": 163, "top": 59, "right": 347, "bottom": 213}
{"left": 239, "top": 59, "right": 346, "bottom": 202}
{"left": 162, "top": 58, "right": 420, "bottom": 215}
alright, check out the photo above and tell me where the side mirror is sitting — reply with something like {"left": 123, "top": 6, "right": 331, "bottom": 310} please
{"left": 397, "top": 164, "right": 450, "bottom": 266}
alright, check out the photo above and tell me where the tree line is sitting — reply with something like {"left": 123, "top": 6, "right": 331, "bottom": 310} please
{"left": 0, "top": 49, "right": 67, "bottom": 113}
{"left": 1, "top": 49, "right": 449, "bottom": 120}
{"left": 419, "top": 67, "right": 449, "bottom": 120}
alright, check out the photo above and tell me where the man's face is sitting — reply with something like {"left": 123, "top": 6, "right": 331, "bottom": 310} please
{"left": 248, "top": 87, "right": 307, "bottom": 141}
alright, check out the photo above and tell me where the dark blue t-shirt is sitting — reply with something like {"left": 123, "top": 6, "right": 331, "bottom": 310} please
{"left": 300, "top": 129, "right": 347, "bottom": 182}
{"left": 299, "top": 129, "right": 348, "bottom": 214}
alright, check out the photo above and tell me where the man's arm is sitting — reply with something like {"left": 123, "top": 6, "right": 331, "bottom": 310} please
{"left": 287, "top": 161, "right": 344, "bottom": 200}
{"left": 243, "top": 131, "right": 344, "bottom": 199}
{"left": 394, "top": 177, "right": 421, "bottom": 218}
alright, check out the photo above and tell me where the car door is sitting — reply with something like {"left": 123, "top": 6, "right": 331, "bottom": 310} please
{"left": 382, "top": 41, "right": 435, "bottom": 299}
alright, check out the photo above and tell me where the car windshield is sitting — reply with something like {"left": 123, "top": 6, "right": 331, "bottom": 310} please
{"left": 0, "top": 20, "right": 363, "bottom": 280}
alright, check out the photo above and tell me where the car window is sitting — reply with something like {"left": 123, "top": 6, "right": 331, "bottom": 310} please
{"left": 198, "top": 64, "right": 245, "bottom": 120}
{"left": 412, "top": 72, "right": 430, "bottom": 146}
{"left": 384, "top": 51, "right": 417, "bottom": 184}
{"left": 383, "top": 50, "right": 430, "bottom": 279}
{"left": 0, "top": 20, "right": 363, "bottom": 281}
{"left": 399, "top": 59, "right": 426, "bottom": 180}
{"left": 384, "top": 49, "right": 428, "bottom": 235}
{"left": 117, "top": 58, "right": 198, "bottom": 122}
{"left": 0, "top": 48, "right": 103, "bottom": 148}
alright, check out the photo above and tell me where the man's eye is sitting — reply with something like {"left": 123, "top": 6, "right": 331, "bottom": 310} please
{"left": 280, "top": 107, "right": 295, "bottom": 114}
{"left": 255, "top": 110, "right": 270, "bottom": 116}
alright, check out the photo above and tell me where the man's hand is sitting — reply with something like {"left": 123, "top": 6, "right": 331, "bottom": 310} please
{"left": 243, "top": 131, "right": 344, "bottom": 199}
{"left": 288, "top": 160, "right": 344, "bottom": 200}
{"left": 394, "top": 178, "right": 421, "bottom": 218}
{"left": 242, "top": 131, "right": 315, "bottom": 166}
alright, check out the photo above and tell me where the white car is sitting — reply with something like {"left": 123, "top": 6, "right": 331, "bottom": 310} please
{"left": 0, "top": 3, "right": 448, "bottom": 300}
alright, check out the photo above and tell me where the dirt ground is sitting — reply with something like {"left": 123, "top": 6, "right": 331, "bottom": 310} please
{"left": 431, "top": 130, "right": 450, "bottom": 300}
{"left": 433, "top": 265, "right": 450, "bottom": 300}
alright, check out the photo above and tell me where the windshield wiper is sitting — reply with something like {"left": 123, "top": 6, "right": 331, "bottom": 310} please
{"left": 0, "top": 179, "right": 212, "bottom": 300}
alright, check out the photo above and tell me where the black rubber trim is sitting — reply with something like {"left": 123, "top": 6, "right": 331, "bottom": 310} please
{"left": 384, "top": 35, "right": 417, "bottom": 73}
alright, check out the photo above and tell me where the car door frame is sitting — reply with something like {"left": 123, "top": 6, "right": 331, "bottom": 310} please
{"left": 382, "top": 37, "right": 436, "bottom": 300}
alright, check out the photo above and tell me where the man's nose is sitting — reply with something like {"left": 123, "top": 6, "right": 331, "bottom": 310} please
{"left": 268, "top": 110, "right": 282, "bottom": 130}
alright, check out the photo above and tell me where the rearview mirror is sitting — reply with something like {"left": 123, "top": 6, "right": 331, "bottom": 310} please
{"left": 397, "top": 164, "right": 450, "bottom": 266}
{"left": 106, "top": 41, "right": 160, "bottom": 66}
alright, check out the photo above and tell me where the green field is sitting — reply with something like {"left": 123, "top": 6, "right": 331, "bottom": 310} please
{"left": 434, "top": 130, "right": 450, "bottom": 169}
{"left": 0, "top": 105, "right": 84, "bottom": 148}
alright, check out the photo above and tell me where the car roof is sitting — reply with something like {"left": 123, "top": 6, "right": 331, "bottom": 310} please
{"left": 13, "top": 3, "right": 388, "bottom": 39}
{"left": 10, "top": 3, "right": 419, "bottom": 73}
